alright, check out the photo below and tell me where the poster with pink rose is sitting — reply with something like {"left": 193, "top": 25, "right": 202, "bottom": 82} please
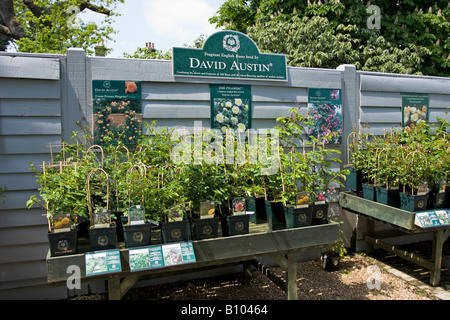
{"left": 307, "top": 88, "right": 343, "bottom": 145}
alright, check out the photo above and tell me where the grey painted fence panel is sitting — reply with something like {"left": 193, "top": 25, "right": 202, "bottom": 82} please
{"left": 0, "top": 209, "right": 47, "bottom": 229}
{"left": 0, "top": 225, "right": 48, "bottom": 247}
{"left": 143, "top": 101, "right": 209, "bottom": 119}
{"left": 360, "top": 91, "right": 401, "bottom": 108}
{"left": 429, "top": 94, "right": 450, "bottom": 109}
{"left": 1, "top": 136, "right": 61, "bottom": 154}
{"left": 360, "top": 106, "right": 402, "bottom": 123}
{"left": 0, "top": 244, "right": 48, "bottom": 266}
{"left": 0, "top": 99, "right": 61, "bottom": 117}
{"left": 0, "top": 79, "right": 61, "bottom": 99}
{"left": 0, "top": 173, "right": 38, "bottom": 191}
{"left": 0, "top": 55, "right": 60, "bottom": 80}
{"left": 142, "top": 82, "right": 210, "bottom": 101}
{"left": 0, "top": 117, "right": 61, "bottom": 135}
{"left": 360, "top": 73, "right": 450, "bottom": 94}
{"left": 0, "top": 260, "right": 47, "bottom": 283}
{"left": 0, "top": 154, "right": 50, "bottom": 174}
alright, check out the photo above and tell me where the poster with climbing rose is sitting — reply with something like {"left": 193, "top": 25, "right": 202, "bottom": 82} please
{"left": 92, "top": 80, "right": 142, "bottom": 148}
{"left": 307, "top": 88, "right": 343, "bottom": 145}
{"left": 210, "top": 84, "right": 252, "bottom": 133}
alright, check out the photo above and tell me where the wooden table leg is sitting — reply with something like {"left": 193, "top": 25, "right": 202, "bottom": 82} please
{"left": 430, "top": 229, "right": 444, "bottom": 287}
{"left": 366, "top": 219, "right": 375, "bottom": 254}
{"left": 108, "top": 274, "right": 141, "bottom": 300}
{"left": 108, "top": 276, "right": 121, "bottom": 300}
{"left": 286, "top": 252, "right": 298, "bottom": 300}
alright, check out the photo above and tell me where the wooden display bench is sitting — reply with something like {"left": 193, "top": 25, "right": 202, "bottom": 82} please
{"left": 46, "top": 221, "right": 339, "bottom": 300}
{"left": 340, "top": 191, "right": 450, "bottom": 287}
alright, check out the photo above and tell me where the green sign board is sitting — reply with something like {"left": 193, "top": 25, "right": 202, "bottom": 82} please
{"left": 415, "top": 209, "right": 450, "bottom": 229}
{"left": 210, "top": 84, "right": 252, "bottom": 132}
{"left": 85, "top": 249, "right": 122, "bottom": 276}
{"left": 129, "top": 242, "right": 196, "bottom": 272}
{"left": 173, "top": 30, "right": 287, "bottom": 81}
{"left": 402, "top": 93, "right": 429, "bottom": 129}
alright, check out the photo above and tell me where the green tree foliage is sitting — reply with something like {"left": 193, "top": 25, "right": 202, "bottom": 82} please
{"left": 0, "top": 0, "right": 123, "bottom": 54}
{"left": 210, "top": 0, "right": 449, "bottom": 76}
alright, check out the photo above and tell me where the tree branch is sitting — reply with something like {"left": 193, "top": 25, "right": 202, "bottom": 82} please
{"left": 0, "top": 23, "right": 13, "bottom": 37}
{"left": 22, "top": 0, "right": 44, "bottom": 18}
{"left": 79, "top": 0, "right": 113, "bottom": 16}
{"left": 0, "top": 0, "right": 24, "bottom": 39}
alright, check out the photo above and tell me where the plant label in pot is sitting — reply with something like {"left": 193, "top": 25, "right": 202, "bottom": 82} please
{"left": 128, "top": 205, "right": 145, "bottom": 225}
{"left": 439, "top": 179, "right": 447, "bottom": 193}
{"left": 417, "top": 182, "right": 428, "bottom": 196}
{"left": 168, "top": 204, "right": 185, "bottom": 222}
{"left": 200, "top": 200, "right": 215, "bottom": 219}
{"left": 296, "top": 192, "right": 310, "bottom": 208}
{"left": 52, "top": 212, "right": 72, "bottom": 233}
{"left": 232, "top": 197, "right": 246, "bottom": 215}
{"left": 93, "top": 209, "right": 111, "bottom": 228}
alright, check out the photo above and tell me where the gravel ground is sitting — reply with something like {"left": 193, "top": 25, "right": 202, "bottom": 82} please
{"left": 71, "top": 252, "right": 445, "bottom": 301}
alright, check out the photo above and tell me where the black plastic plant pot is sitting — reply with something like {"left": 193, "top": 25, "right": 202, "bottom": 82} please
{"left": 246, "top": 196, "right": 267, "bottom": 224}
{"left": 123, "top": 223, "right": 152, "bottom": 248}
{"left": 321, "top": 253, "right": 340, "bottom": 272}
{"left": 161, "top": 220, "right": 191, "bottom": 243}
{"left": 225, "top": 214, "right": 250, "bottom": 236}
{"left": 311, "top": 203, "right": 329, "bottom": 225}
{"left": 48, "top": 230, "right": 78, "bottom": 257}
{"left": 88, "top": 226, "right": 117, "bottom": 251}
{"left": 347, "top": 167, "right": 363, "bottom": 192}
{"left": 427, "top": 190, "right": 446, "bottom": 209}
{"left": 362, "top": 184, "right": 377, "bottom": 202}
{"left": 399, "top": 193, "right": 429, "bottom": 212}
{"left": 283, "top": 205, "right": 312, "bottom": 229}
{"left": 264, "top": 200, "right": 286, "bottom": 231}
{"left": 375, "top": 187, "right": 400, "bottom": 207}
{"left": 192, "top": 217, "right": 220, "bottom": 240}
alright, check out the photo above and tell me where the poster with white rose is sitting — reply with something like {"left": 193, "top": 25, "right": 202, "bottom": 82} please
{"left": 210, "top": 84, "right": 252, "bottom": 133}
{"left": 402, "top": 93, "right": 429, "bottom": 130}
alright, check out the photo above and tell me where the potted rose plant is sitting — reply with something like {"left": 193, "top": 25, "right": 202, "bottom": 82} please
{"left": 375, "top": 143, "right": 401, "bottom": 207}
{"left": 27, "top": 141, "right": 95, "bottom": 256}
{"left": 122, "top": 163, "right": 153, "bottom": 248}
{"left": 27, "top": 160, "right": 88, "bottom": 256}
{"left": 399, "top": 150, "right": 430, "bottom": 212}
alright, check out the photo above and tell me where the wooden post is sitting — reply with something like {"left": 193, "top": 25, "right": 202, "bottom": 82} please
{"left": 366, "top": 219, "right": 375, "bottom": 253}
{"left": 430, "top": 229, "right": 444, "bottom": 287}
{"left": 108, "top": 276, "right": 121, "bottom": 300}
{"left": 286, "top": 252, "right": 298, "bottom": 300}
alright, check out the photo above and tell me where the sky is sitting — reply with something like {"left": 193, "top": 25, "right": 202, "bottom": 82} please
{"left": 82, "top": 0, "right": 226, "bottom": 58}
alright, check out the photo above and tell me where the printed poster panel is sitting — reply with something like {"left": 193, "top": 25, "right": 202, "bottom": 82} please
{"left": 129, "top": 242, "right": 196, "bottom": 272}
{"left": 402, "top": 93, "right": 429, "bottom": 129}
{"left": 415, "top": 209, "right": 450, "bottom": 229}
{"left": 92, "top": 80, "right": 142, "bottom": 148}
{"left": 210, "top": 84, "right": 251, "bottom": 133}
{"left": 85, "top": 249, "right": 122, "bottom": 276}
{"left": 307, "top": 88, "right": 343, "bottom": 144}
